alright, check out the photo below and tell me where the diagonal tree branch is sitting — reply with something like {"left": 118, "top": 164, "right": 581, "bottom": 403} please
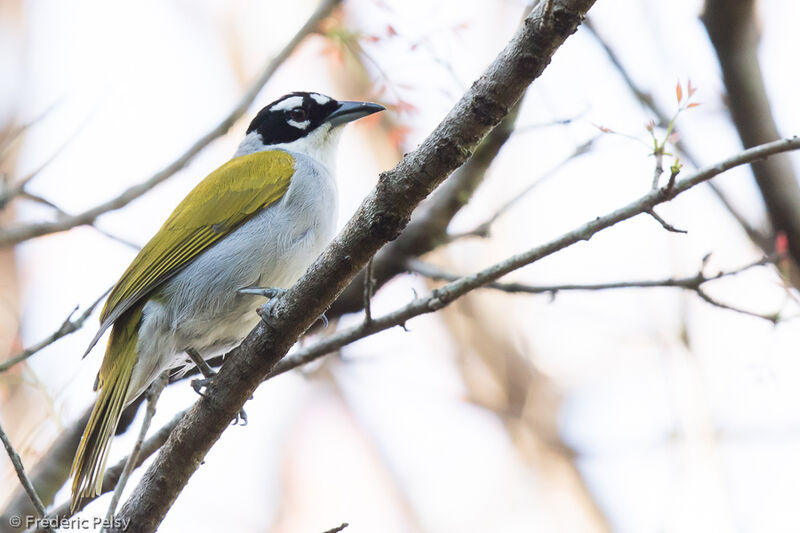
{"left": 41, "top": 137, "right": 800, "bottom": 527}
{"left": 23, "top": 412, "right": 185, "bottom": 533}
{"left": 0, "top": 0, "right": 342, "bottom": 524}
{"left": 702, "top": 0, "right": 800, "bottom": 265}
{"left": 111, "top": 2, "right": 598, "bottom": 531}
{"left": 0, "top": 289, "right": 108, "bottom": 374}
{"left": 0, "top": 421, "right": 54, "bottom": 533}
{"left": 269, "top": 137, "right": 800, "bottom": 378}
{"left": 0, "top": 0, "right": 342, "bottom": 248}
{"left": 3, "top": 0, "right": 524, "bottom": 511}
{"left": 405, "top": 254, "right": 777, "bottom": 294}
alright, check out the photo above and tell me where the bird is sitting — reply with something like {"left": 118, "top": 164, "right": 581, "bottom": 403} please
{"left": 69, "top": 92, "right": 384, "bottom": 510}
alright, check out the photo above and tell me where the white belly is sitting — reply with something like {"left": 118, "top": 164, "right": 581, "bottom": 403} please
{"left": 127, "top": 150, "right": 337, "bottom": 400}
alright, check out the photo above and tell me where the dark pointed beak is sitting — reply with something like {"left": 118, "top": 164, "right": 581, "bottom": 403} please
{"left": 326, "top": 101, "right": 385, "bottom": 127}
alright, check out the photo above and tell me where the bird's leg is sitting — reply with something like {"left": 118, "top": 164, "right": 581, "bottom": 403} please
{"left": 238, "top": 286, "right": 328, "bottom": 328}
{"left": 187, "top": 348, "right": 216, "bottom": 393}
{"left": 238, "top": 286, "right": 286, "bottom": 299}
{"left": 187, "top": 348, "right": 248, "bottom": 426}
{"left": 238, "top": 286, "right": 286, "bottom": 326}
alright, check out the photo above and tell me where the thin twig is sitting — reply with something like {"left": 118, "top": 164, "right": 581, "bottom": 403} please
{"left": 406, "top": 255, "right": 786, "bottom": 322}
{"left": 0, "top": 100, "right": 61, "bottom": 160}
{"left": 363, "top": 258, "right": 375, "bottom": 324}
{"left": 0, "top": 0, "right": 343, "bottom": 248}
{"left": 695, "top": 287, "right": 780, "bottom": 323}
{"left": 15, "top": 191, "right": 142, "bottom": 250}
{"left": 29, "top": 411, "right": 186, "bottom": 531}
{"left": 103, "top": 373, "right": 168, "bottom": 528}
{"left": 583, "top": 17, "right": 771, "bottom": 249}
{"left": 452, "top": 136, "right": 597, "bottom": 239}
{"left": 0, "top": 288, "right": 110, "bottom": 373}
{"left": 0, "top": 134, "right": 76, "bottom": 209}
{"left": 268, "top": 137, "right": 800, "bottom": 378}
{"left": 0, "top": 421, "right": 55, "bottom": 533}
{"left": 647, "top": 209, "right": 687, "bottom": 233}
{"left": 406, "top": 254, "right": 776, "bottom": 293}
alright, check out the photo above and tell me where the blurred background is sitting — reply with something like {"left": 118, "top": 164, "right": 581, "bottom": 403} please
{"left": 2, "top": 0, "right": 800, "bottom": 531}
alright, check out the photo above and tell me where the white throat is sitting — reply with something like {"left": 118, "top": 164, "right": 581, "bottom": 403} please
{"left": 234, "top": 124, "right": 344, "bottom": 173}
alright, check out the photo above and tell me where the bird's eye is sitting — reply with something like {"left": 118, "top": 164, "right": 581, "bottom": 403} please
{"left": 290, "top": 108, "right": 307, "bottom": 122}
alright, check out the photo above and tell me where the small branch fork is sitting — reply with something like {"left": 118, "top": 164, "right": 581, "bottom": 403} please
{"left": 583, "top": 18, "right": 771, "bottom": 250}
{"left": 647, "top": 209, "right": 687, "bottom": 234}
{"left": 9, "top": 0, "right": 800, "bottom": 527}
{"left": 0, "top": 288, "right": 110, "bottom": 374}
{"left": 406, "top": 254, "right": 784, "bottom": 323}
{"left": 267, "top": 137, "right": 800, "bottom": 378}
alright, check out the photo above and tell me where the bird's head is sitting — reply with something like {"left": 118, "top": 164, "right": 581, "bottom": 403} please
{"left": 235, "top": 92, "right": 385, "bottom": 169}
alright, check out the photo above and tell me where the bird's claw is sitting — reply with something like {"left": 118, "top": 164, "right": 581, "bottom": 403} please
{"left": 231, "top": 408, "right": 248, "bottom": 426}
{"left": 238, "top": 286, "right": 287, "bottom": 299}
{"left": 191, "top": 376, "right": 213, "bottom": 398}
{"left": 190, "top": 371, "right": 249, "bottom": 426}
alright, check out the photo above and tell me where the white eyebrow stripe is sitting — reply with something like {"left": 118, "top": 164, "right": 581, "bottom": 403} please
{"left": 287, "top": 119, "right": 310, "bottom": 129}
{"left": 270, "top": 96, "right": 305, "bottom": 112}
{"left": 310, "top": 93, "right": 331, "bottom": 105}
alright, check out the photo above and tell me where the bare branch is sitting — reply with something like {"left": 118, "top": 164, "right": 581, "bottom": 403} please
{"left": 694, "top": 287, "right": 780, "bottom": 324}
{"left": 702, "top": 0, "right": 800, "bottom": 265}
{"left": 453, "top": 136, "right": 597, "bottom": 239}
{"left": 362, "top": 257, "right": 375, "bottom": 325}
{"left": 270, "top": 138, "right": 800, "bottom": 378}
{"left": 583, "top": 18, "right": 772, "bottom": 250}
{"left": 14, "top": 191, "right": 142, "bottom": 250}
{"left": 28, "top": 411, "right": 185, "bottom": 532}
{"left": 407, "top": 254, "right": 785, "bottom": 323}
{"left": 111, "top": 2, "right": 598, "bottom": 530}
{"left": 0, "top": 135, "right": 75, "bottom": 210}
{"left": 104, "top": 374, "right": 167, "bottom": 526}
{"left": 406, "top": 254, "right": 777, "bottom": 293}
{"left": 0, "top": 288, "right": 109, "bottom": 373}
{"left": 646, "top": 209, "right": 687, "bottom": 233}
{"left": 325, "top": 99, "right": 524, "bottom": 321}
{"left": 0, "top": 101, "right": 61, "bottom": 161}
{"left": 0, "top": 421, "right": 54, "bottom": 533}
{"left": 0, "top": 0, "right": 343, "bottom": 248}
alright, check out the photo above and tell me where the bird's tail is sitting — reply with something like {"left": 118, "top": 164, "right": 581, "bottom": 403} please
{"left": 70, "top": 307, "right": 141, "bottom": 512}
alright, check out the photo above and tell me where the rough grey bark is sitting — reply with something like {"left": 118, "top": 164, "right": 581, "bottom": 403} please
{"left": 111, "top": 2, "right": 598, "bottom": 531}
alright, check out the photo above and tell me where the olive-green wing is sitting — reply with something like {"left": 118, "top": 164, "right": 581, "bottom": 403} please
{"left": 84, "top": 149, "right": 294, "bottom": 355}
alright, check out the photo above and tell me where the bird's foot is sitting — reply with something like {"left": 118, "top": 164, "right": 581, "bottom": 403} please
{"left": 240, "top": 286, "right": 328, "bottom": 329}
{"left": 190, "top": 375, "right": 214, "bottom": 397}
{"left": 238, "top": 286, "right": 286, "bottom": 299}
{"left": 187, "top": 348, "right": 248, "bottom": 426}
{"left": 239, "top": 286, "right": 287, "bottom": 326}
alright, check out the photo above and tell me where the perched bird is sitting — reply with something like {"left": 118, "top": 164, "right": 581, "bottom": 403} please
{"left": 70, "top": 92, "right": 384, "bottom": 510}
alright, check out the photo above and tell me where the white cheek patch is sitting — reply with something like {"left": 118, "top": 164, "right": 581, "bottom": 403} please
{"left": 270, "top": 96, "right": 305, "bottom": 112}
{"left": 310, "top": 93, "right": 331, "bottom": 105}
{"left": 287, "top": 119, "right": 311, "bottom": 129}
